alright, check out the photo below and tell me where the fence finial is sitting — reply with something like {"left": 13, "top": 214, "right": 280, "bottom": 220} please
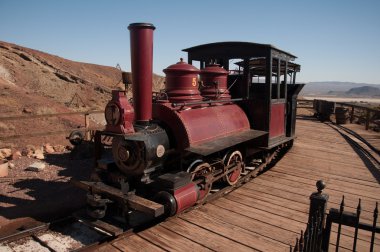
{"left": 316, "top": 180, "right": 326, "bottom": 193}
{"left": 308, "top": 180, "right": 329, "bottom": 249}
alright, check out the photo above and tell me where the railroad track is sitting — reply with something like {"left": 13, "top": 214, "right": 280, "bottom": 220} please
{"left": 328, "top": 122, "right": 380, "bottom": 169}
{"left": 0, "top": 214, "right": 130, "bottom": 251}
{"left": 0, "top": 142, "right": 291, "bottom": 252}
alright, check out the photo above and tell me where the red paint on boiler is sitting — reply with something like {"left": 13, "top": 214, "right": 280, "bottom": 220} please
{"left": 269, "top": 103, "right": 285, "bottom": 138}
{"left": 152, "top": 103, "right": 250, "bottom": 149}
{"left": 179, "top": 104, "right": 250, "bottom": 145}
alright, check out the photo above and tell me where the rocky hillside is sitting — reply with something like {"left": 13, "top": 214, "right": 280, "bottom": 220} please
{"left": 0, "top": 41, "right": 165, "bottom": 148}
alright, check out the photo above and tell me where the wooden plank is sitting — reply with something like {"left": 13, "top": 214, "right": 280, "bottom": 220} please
{"left": 241, "top": 181, "right": 376, "bottom": 222}
{"left": 286, "top": 149, "right": 365, "bottom": 167}
{"left": 294, "top": 140, "right": 368, "bottom": 157}
{"left": 210, "top": 198, "right": 305, "bottom": 233}
{"left": 127, "top": 195, "right": 165, "bottom": 217}
{"left": 138, "top": 225, "right": 212, "bottom": 252}
{"left": 329, "top": 224, "right": 380, "bottom": 251}
{"left": 277, "top": 158, "right": 379, "bottom": 183}
{"left": 252, "top": 176, "right": 378, "bottom": 209}
{"left": 111, "top": 234, "right": 165, "bottom": 252}
{"left": 230, "top": 189, "right": 379, "bottom": 245}
{"left": 224, "top": 191, "right": 308, "bottom": 222}
{"left": 197, "top": 203, "right": 298, "bottom": 245}
{"left": 261, "top": 172, "right": 380, "bottom": 199}
{"left": 94, "top": 244, "right": 122, "bottom": 252}
{"left": 234, "top": 187, "right": 309, "bottom": 213}
{"left": 284, "top": 154, "right": 367, "bottom": 171}
{"left": 161, "top": 218, "right": 255, "bottom": 251}
{"left": 270, "top": 167, "right": 380, "bottom": 194}
{"left": 273, "top": 163, "right": 379, "bottom": 188}
{"left": 180, "top": 208, "right": 289, "bottom": 252}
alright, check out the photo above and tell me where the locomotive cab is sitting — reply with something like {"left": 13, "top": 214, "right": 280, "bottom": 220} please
{"left": 183, "top": 42, "right": 305, "bottom": 148}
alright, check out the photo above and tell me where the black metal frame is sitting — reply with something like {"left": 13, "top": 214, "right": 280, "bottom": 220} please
{"left": 292, "top": 180, "right": 379, "bottom": 252}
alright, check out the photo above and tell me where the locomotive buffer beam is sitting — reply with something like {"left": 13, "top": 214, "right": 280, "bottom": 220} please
{"left": 72, "top": 180, "right": 165, "bottom": 217}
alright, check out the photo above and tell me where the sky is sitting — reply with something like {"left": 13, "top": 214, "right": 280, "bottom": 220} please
{"left": 0, "top": 0, "right": 379, "bottom": 84}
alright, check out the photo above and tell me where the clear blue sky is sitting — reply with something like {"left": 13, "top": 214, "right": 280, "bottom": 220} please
{"left": 1, "top": 0, "right": 379, "bottom": 84}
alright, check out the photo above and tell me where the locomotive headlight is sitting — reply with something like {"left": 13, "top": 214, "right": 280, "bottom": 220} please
{"left": 105, "top": 103, "right": 121, "bottom": 126}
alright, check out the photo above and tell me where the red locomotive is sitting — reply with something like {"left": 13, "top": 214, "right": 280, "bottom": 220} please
{"left": 75, "top": 23, "right": 304, "bottom": 226}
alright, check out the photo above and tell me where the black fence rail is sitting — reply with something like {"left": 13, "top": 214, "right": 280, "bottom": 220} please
{"left": 292, "top": 180, "right": 379, "bottom": 252}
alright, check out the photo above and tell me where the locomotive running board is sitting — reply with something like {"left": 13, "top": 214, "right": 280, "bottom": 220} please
{"left": 72, "top": 180, "right": 165, "bottom": 217}
{"left": 186, "top": 129, "right": 268, "bottom": 156}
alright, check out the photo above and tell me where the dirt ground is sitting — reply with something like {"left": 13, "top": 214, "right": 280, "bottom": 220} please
{"left": 0, "top": 147, "right": 94, "bottom": 237}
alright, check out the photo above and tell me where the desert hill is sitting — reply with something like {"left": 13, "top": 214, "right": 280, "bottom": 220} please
{"left": 346, "top": 86, "right": 380, "bottom": 96}
{"left": 300, "top": 81, "right": 380, "bottom": 96}
{"left": 0, "top": 41, "right": 164, "bottom": 148}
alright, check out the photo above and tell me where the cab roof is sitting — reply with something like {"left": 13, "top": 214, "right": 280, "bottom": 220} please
{"left": 183, "top": 41, "right": 297, "bottom": 61}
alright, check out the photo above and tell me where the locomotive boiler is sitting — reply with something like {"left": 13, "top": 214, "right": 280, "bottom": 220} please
{"left": 75, "top": 23, "right": 304, "bottom": 226}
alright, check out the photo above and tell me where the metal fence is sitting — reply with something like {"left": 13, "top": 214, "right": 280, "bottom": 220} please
{"left": 292, "top": 180, "right": 379, "bottom": 252}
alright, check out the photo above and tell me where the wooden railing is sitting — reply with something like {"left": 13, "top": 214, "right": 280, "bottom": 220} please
{"left": 335, "top": 102, "right": 379, "bottom": 130}
{"left": 298, "top": 99, "right": 380, "bottom": 130}
{"left": 0, "top": 110, "right": 103, "bottom": 142}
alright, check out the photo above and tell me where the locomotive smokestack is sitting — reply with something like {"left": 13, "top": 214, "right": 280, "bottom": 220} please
{"left": 128, "top": 22, "right": 156, "bottom": 125}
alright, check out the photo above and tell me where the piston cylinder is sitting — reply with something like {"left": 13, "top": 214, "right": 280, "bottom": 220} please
{"left": 163, "top": 59, "right": 203, "bottom": 103}
{"left": 128, "top": 23, "right": 155, "bottom": 125}
{"left": 154, "top": 182, "right": 199, "bottom": 216}
{"left": 200, "top": 64, "right": 230, "bottom": 100}
{"left": 174, "top": 182, "right": 199, "bottom": 213}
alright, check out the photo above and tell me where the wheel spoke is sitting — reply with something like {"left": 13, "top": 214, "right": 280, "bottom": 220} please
{"left": 223, "top": 150, "right": 243, "bottom": 186}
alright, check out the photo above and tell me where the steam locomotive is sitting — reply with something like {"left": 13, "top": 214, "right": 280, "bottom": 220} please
{"left": 75, "top": 23, "right": 304, "bottom": 226}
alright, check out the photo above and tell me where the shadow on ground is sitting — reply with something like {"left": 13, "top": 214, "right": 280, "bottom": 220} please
{"left": 0, "top": 144, "right": 95, "bottom": 232}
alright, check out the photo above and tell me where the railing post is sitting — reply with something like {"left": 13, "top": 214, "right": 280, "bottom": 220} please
{"left": 350, "top": 106, "right": 354, "bottom": 123}
{"left": 308, "top": 180, "right": 329, "bottom": 251}
{"left": 366, "top": 108, "right": 370, "bottom": 130}
{"left": 84, "top": 113, "right": 90, "bottom": 140}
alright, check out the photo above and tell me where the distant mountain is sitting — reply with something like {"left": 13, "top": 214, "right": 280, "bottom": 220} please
{"left": 346, "top": 86, "right": 380, "bottom": 96}
{"left": 300, "top": 81, "right": 380, "bottom": 96}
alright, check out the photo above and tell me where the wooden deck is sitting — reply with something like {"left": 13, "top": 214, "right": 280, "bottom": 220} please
{"left": 97, "top": 116, "right": 380, "bottom": 251}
